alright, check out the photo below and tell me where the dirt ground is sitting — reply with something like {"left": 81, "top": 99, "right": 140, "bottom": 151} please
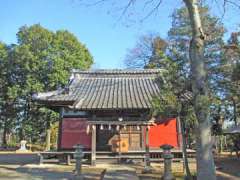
{"left": 137, "top": 154, "right": 240, "bottom": 180}
{"left": 215, "top": 154, "right": 240, "bottom": 180}
{"left": 0, "top": 164, "right": 104, "bottom": 180}
{"left": 0, "top": 155, "right": 239, "bottom": 180}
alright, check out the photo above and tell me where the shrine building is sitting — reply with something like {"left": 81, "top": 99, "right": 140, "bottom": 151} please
{"left": 34, "top": 69, "right": 182, "bottom": 165}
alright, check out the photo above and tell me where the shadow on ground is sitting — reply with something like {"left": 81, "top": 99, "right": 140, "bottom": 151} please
{"left": 0, "top": 155, "right": 239, "bottom": 180}
{"left": 103, "top": 169, "right": 139, "bottom": 180}
{"left": 215, "top": 156, "right": 240, "bottom": 180}
{"left": 0, "top": 165, "right": 103, "bottom": 180}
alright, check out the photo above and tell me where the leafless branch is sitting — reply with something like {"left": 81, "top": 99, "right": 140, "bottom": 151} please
{"left": 212, "top": 0, "right": 226, "bottom": 21}
{"left": 224, "top": 0, "right": 240, "bottom": 9}
{"left": 117, "top": 0, "right": 136, "bottom": 21}
{"left": 142, "top": 0, "right": 155, "bottom": 11}
{"left": 78, "top": 0, "right": 111, "bottom": 7}
{"left": 141, "top": 0, "right": 163, "bottom": 22}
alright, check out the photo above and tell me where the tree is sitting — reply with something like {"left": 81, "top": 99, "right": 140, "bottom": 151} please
{"left": 0, "top": 24, "right": 94, "bottom": 147}
{"left": 168, "top": 5, "right": 228, "bottom": 154}
{"left": 125, "top": 33, "right": 167, "bottom": 69}
{"left": 111, "top": 0, "right": 232, "bottom": 180}
{"left": 0, "top": 42, "right": 9, "bottom": 145}
{"left": 125, "top": 31, "right": 195, "bottom": 178}
{"left": 181, "top": 1, "right": 217, "bottom": 179}
{"left": 0, "top": 43, "right": 20, "bottom": 146}
{"left": 122, "top": 2, "right": 230, "bottom": 178}
{"left": 222, "top": 32, "right": 240, "bottom": 125}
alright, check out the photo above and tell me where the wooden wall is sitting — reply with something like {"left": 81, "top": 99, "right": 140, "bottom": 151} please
{"left": 147, "top": 118, "right": 179, "bottom": 148}
{"left": 60, "top": 118, "right": 91, "bottom": 149}
{"left": 59, "top": 117, "right": 179, "bottom": 151}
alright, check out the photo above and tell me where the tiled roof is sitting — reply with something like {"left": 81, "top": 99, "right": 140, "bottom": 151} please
{"left": 34, "top": 69, "right": 162, "bottom": 110}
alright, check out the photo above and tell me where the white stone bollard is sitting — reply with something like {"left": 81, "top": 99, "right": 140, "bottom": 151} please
{"left": 16, "top": 140, "right": 31, "bottom": 153}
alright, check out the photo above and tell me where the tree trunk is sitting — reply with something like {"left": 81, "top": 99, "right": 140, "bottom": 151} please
{"left": 217, "top": 135, "right": 223, "bottom": 154}
{"left": 179, "top": 117, "right": 193, "bottom": 180}
{"left": 45, "top": 129, "right": 51, "bottom": 151}
{"left": 2, "top": 123, "right": 7, "bottom": 147}
{"left": 233, "top": 98, "right": 237, "bottom": 126}
{"left": 183, "top": 0, "right": 216, "bottom": 179}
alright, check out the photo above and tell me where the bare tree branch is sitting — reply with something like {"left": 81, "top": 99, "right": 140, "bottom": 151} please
{"left": 117, "top": 0, "right": 136, "bottom": 21}
{"left": 141, "top": 0, "right": 163, "bottom": 22}
{"left": 143, "top": 0, "right": 155, "bottom": 11}
{"left": 224, "top": 0, "right": 240, "bottom": 9}
{"left": 78, "top": 0, "right": 111, "bottom": 7}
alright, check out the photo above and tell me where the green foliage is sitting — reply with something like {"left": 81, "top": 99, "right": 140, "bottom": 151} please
{"left": 126, "top": 5, "right": 226, "bottom": 144}
{"left": 14, "top": 24, "right": 93, "bottom": 91}
{"left": 151, "top": 53, "right": 182, "bottom": 117}
{"left": 0, "top": 24, "right": 94, "bottom": 145}
{"left": 50, "top": 122, "right": 59, "bottom": 150}
{"left": 168, "top": 5, "right": 227, "bottom": 135}
{"left": 168, "top": 6, "right": 225, "bottom": 82}
{"left": 152, "top": 90, "right": 180, "bottom": 117}
{"left": 220, "top": 32, "right": 240, "bottom": 125}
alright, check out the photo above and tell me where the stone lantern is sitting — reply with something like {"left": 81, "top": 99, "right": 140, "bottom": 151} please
{"left": 73, "top": 144, "right": 84, "bottom": 180}
{"left": 160, "top": 144, "right": 175, "bottom": 180}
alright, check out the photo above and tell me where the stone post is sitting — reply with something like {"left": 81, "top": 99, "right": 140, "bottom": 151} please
{"left": 143, "top": 126, "right": 152, "bottom": 173}
{"left": 160, "top": 144, "right": 175, "bottom": 180}
{"left": 73, "top": 144, "right": 84, "bottom": 180}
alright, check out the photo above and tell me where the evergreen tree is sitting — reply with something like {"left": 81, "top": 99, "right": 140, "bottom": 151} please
{"left": 124, "top": 5, "right": 226, "bottom": 179}
{"left": 0, "top": 24, "right": 94, "bottom": 145}
{"left": 221, "top": 32, "right": 240, "bottom": 125}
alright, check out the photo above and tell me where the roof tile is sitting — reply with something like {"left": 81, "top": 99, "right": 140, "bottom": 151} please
{"left": 35, "top": 69, "right": 162, "bottom": 110}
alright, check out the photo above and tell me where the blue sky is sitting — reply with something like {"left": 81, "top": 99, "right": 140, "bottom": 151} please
{"left": 0, "top": 0, "right": 239, "bottom": 68}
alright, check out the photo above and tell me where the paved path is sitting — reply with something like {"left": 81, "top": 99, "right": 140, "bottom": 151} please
{"left": 103, "top": 169, "right": 139, "bottom": 180}
{"left": 100, "top": 164, "right": 139, "bottom": 180}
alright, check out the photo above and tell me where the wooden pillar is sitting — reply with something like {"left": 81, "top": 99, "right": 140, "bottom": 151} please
{"left": 141, "top": 126, "right": 145, "bottom": 150}
{"left": 57, "top": 108, "right": 63, "bottom": 151}
{"left": 118, "top": 130, "right": 121, "bottom": 163}
{"left": 91, "top": 124, "right": 96, "bottom": 166}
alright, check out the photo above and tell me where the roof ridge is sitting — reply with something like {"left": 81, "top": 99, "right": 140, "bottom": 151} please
{"left": 71, "top": 69, "right": 163, "bottom": 74}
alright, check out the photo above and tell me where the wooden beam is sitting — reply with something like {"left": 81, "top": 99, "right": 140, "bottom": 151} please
{"left": 88, "top": 116, "right": 147, "bottom": 122}
{"left": 91, "top": 124, "right": 96, "bottom": 166}
{"left": 88, "top": 120, "right": 153, "bottom": 125}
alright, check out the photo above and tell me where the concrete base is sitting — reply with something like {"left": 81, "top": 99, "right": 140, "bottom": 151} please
{"left": 15, "top": 150, "right": 32, "bottom": 153}
{"left": 0, "top": 153, "right": 39, "bottom": 164}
